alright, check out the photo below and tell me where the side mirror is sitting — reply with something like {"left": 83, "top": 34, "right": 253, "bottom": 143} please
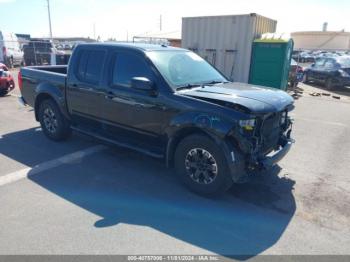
{"left": 131, "top": 77, "right": 154, "bottom": 91}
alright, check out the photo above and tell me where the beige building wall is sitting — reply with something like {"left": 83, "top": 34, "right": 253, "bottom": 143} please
{"left": 291, "top": 31, "right": 350, "bottom": 50}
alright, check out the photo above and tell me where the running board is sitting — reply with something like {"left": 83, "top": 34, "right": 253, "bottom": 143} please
{"left": 71, "top": 126, "right": 164, "bottom": 159}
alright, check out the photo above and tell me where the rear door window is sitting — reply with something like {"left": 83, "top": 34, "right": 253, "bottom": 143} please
{"left": 76, "top": 49, "right": 106, "bottom": 85}
{"left": 112, "top": 52, "right": 153, "bottom": 87}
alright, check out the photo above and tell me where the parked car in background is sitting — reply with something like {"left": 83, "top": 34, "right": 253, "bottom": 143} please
{"left": 0, "top": 68, "right": 15, "bottom": 96}
{"left": 298, "top": 51, "right": 315, "bottom": 63}
{"left": 19, "top": 43, "right": 294, "bottom": 196}
{"left": 289, "top": 59, "right": 304, "bottom": 87}
{"left": 303, "top": 56, "right": 350, "bottom": 89}
{"left": 23, "top": 39, "right": 54, "bottom": 66}
{"left": 0, "top": 31, "right": 24, "bottom": 68}
{"left": 292, "top": 50, "right": 302, "bottom": 61}
{"left": 315, "top": 52, "right": 339, "bottom": 60}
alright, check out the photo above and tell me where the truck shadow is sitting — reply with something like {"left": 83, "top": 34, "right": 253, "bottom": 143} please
{"left": 1, "top": 128, "right": 296, "bottom": 258}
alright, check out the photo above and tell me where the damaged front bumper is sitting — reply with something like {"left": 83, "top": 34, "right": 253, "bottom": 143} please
{"left": 259, "top": 137, "right": 295, "bottom": 169}
{"left": 224, "top": 117, "right": 294, "bottom": 183}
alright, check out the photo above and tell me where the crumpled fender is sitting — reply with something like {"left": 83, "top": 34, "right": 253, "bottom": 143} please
{"left": 164, "top": 111, "right": 248, "bottom": 182}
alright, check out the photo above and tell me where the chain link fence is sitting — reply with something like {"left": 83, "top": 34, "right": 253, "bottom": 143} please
{"left": 0, "top": 39, "right": 94, "bottom": 68}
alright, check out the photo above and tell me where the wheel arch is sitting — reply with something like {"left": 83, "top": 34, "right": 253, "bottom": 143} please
{"left": 166, "top": 127, "right": 216, "bottom": 168}
{"left": 34, "top": 83, "right": 70, "bottom": 122}
{"left": 34, "top": 92, "right": 69, "bottom": 122}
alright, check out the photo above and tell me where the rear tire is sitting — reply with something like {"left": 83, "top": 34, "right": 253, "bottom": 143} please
{"left": 38, "top": 99, "right": 71, "bottom": 141}
{"left": 174, "top": 134, "right": 233, "bottom": 196}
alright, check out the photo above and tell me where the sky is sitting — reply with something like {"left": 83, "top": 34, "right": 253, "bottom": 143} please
{"left": 0, "top": 0, "right": 349, "bottom": 40}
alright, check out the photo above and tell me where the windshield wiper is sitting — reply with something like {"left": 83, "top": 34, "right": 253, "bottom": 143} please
{"left": 176, "top": 80, "right": 229, "bottom": 91}
{"left": 201, "top": 80, "right": 229, "bottom": 86}
{"left": 176, "top": 84, "right": 202, "bottom": 91}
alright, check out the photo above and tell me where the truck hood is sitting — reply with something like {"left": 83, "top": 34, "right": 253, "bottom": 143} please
{"left": 177, "top": 82, "right": 294, "bottom": 114}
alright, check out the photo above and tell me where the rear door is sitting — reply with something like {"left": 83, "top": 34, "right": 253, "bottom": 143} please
{"left": 66, "top": 48, "right": 108, "bottom": 127}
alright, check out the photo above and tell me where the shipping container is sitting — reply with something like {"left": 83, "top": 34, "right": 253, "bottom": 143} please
{"left": 182, "top": 13, "right": 277, "bottom": 83}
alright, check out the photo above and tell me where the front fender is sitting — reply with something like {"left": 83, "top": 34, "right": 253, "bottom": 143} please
{"left": 166, "top": 111, "right": 236, "bottom": 139}
{"left": 165, "top": 111, "right": 248, "bottom": 182}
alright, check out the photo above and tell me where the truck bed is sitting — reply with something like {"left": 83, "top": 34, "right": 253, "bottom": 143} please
{"left": 25, "top": 65, "right": 68, "bottom": 75}
{"left": 20, "top": 65, "right": 67, "bottom": 107}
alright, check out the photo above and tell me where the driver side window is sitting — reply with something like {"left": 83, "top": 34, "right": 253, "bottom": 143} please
{"left": 112, "top": 53, "right": 153, "bottom": 88}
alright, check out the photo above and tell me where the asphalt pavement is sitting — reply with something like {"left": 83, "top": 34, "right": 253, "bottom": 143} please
{"left": 0, "top": 75, "right": 349, "bottom": 257}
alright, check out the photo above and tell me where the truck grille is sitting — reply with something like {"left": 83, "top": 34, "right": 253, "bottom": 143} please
{"left": 259, "top": 113, "right": 282, "bottom": 154}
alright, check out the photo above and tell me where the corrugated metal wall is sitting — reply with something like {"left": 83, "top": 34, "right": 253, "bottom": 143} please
{"left": 182, "top": 14, "right": 277, "bottom": 83}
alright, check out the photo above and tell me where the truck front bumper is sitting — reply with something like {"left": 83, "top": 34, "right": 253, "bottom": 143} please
{"left": 259, "top": 138, "right": 294, "bottom": 169}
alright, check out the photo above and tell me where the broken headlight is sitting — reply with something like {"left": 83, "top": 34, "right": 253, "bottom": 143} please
{"left": 239, "top": 119, "right": 256, "bottom": 131}
{"left": 280, "top": 111, "right": 288, "bottom": 126}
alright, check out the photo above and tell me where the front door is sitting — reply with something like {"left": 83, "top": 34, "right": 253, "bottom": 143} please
{"left": 101, "top": 51, "right": 167, "bottom": 154}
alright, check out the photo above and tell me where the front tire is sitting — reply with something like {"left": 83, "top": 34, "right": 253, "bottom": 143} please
{"left": 174, "top": 135, "right": 233, "bottom": 196}
{"left": 38, "top": 99, "right": 71, "bottom": 141}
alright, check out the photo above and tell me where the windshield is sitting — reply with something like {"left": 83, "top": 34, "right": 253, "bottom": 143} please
{"left": 147, "top": 50, "right": 227, "bottom": 89}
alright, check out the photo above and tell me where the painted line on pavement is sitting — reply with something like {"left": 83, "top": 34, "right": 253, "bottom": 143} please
{"left": 0, "top": 145, "right": 106, "bottom": 187}
{"left": 10, "top": 93, "right": 21, "bottom": 98}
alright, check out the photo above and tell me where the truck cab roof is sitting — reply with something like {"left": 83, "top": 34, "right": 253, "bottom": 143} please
{"left": 76, "top": 42, "right": 187, "bottom": 52}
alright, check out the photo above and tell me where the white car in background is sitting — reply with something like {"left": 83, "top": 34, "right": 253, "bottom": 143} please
{"left": 0, "top": 31, "right": 24, "bottom": 68}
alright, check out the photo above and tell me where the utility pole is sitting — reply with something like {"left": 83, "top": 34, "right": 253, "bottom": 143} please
{"left": 47, "top": 0, "right": 53, "bottom": 40}
{"left": 46, "top": 0, "right": 56, "bottom": 65}
{"left": 93, "top": 23, "right": 96, "bottom": 40}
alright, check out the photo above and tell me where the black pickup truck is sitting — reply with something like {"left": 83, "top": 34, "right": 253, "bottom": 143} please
{"left": 19, "top": 43, "right": 294, "bottom": 196}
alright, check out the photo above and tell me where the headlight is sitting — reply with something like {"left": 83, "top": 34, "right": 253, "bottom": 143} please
{"left": 239, "top": 119, "right": 256, "bottom": 131}
{"left": 339, "top": 69, "right": 350, "bottom": 77}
